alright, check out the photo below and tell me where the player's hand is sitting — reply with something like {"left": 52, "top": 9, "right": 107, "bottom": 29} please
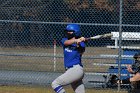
{"left": 75, "top": 37, "right": 85, "bottom": 44}
{"left": 79, "top": 37, "right": 85, "bottom": 42}
{"left": 127, "top": 65, "right": 134, "bottom": 73}
{"left": 75, "top": 39, "right": 81, "bottom": 45}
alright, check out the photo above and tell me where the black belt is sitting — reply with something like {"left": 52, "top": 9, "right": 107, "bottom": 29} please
{"left": 65, "top": 64, "right": 83, "bottom": 70}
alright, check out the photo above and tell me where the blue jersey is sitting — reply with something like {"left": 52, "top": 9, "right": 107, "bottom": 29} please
{"left": 61, "top": 38, "right": 85, "bottom": 68}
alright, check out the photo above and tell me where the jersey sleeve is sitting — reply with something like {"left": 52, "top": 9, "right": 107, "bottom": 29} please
{"left": 80, "top": 42, "right": 85, "bottom": 47}
{"left": 61, "top": 38, "right": 67, "bottom": 47}
{"left": 78, "top": 42, "right": 86, "bottom": 53}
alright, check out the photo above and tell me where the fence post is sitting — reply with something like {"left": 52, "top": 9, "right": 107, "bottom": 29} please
{"left": 118, "top": 0, "right": 123, "bottom": 92}
{"left": 53, "top": 39, "right": 56, "bottom": 72}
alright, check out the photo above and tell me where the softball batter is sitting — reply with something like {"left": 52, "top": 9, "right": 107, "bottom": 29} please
{"left": 51, "top": 24, "right": 86, "bottom": 93}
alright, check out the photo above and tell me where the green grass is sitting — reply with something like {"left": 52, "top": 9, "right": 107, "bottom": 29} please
{"left": 0, "top": 86, "right": 50, "bottom": 93}
{"left": 0, "top": 85, "right": 128, "bottom": 93}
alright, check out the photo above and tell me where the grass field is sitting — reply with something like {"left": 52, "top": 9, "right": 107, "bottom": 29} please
{"left": 0, "top": 85, "right": 128, "bottom": 93}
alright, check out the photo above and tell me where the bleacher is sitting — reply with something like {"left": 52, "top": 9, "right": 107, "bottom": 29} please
{"left": 107, "top": 32, "right": 140, "bottom": 79}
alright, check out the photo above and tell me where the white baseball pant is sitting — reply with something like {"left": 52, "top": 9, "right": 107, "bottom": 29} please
{"left": 51, "top": 64, "right": 85, "bottom": 93}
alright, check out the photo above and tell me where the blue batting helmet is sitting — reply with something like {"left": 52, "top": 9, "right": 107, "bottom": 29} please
{"left": 65, "top": 24, "right": 81, "bottom": 37}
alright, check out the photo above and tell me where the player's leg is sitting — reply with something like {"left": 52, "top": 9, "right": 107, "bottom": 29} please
{"left": 51, "top": 78, "right": 66, "bottom": 93}
{"left": 51, "top": 64, "right": 84, "bottom": 93}
{"left": 71, "top": 79, "right": 85, "bottom": 93}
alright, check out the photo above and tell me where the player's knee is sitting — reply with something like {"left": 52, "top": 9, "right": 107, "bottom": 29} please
{"left": 51, "top": 80, "right": 60, "bottom": 89}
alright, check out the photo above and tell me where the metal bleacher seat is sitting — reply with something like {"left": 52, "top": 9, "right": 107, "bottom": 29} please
{"left": 107, "top": 32, "right": 140, "bottom": 79}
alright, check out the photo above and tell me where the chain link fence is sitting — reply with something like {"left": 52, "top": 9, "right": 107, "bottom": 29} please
{"left": 0, "top": 0, "right": 140, "bottom": 92}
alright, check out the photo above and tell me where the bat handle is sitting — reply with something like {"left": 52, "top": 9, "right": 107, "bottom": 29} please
{"left": 85, "top": 38, "right": 90, "bottom": 41}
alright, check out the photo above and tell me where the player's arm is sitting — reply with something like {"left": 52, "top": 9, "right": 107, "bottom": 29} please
{"left": 64, "top": 38, "right": 77, "bottom": 46}
{"left": 117, "top": 73, "right": 140, "bottom": 84}
{"left": 127, "top": 65, "right": 135, "bottom": 74}
{"left": 64, "top": 37, "right": 85, "bottom": 46}
{"left": 130, "top": 73, "right": 140, "bottom": 82}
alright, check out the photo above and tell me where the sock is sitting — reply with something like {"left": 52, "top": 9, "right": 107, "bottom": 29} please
{"left": 54, "top": 86, "right": 66, "bottom": 93}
